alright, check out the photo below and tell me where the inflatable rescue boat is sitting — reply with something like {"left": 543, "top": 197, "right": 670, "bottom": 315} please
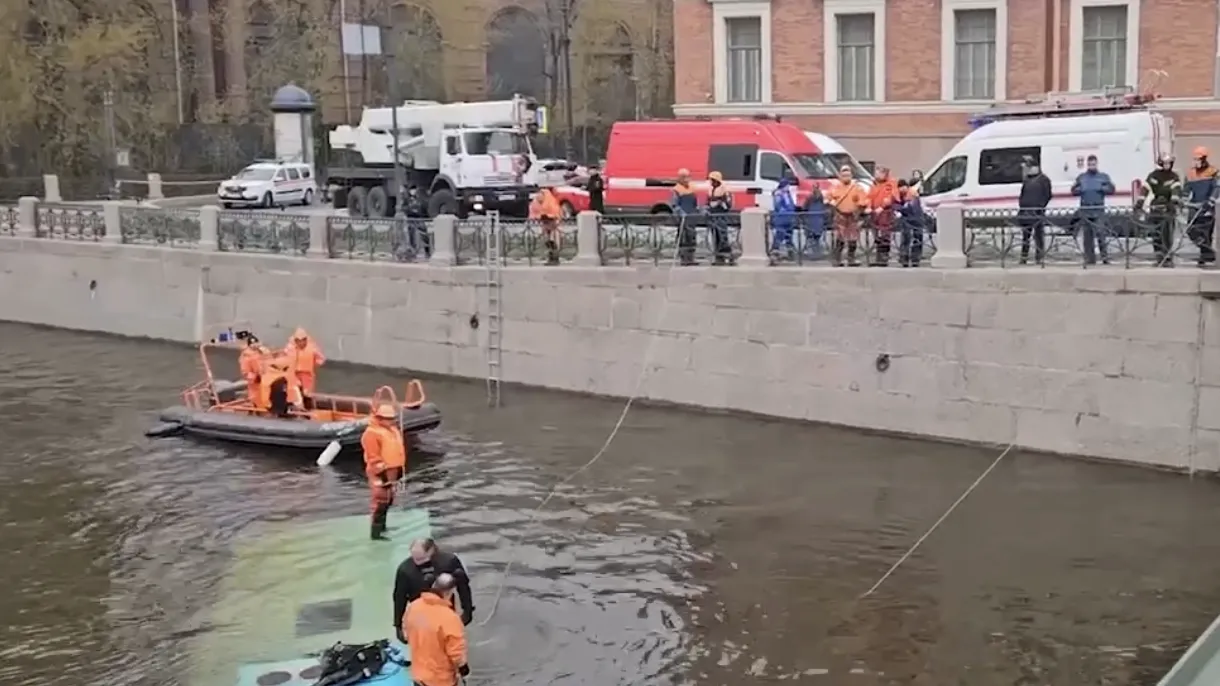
{"left": 148, "top": 329, "right": 441, "bottom": 451}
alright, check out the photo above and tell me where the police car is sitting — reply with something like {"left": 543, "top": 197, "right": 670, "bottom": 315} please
{"left": 217, "top": 160, "right": 318, "bottom": 209}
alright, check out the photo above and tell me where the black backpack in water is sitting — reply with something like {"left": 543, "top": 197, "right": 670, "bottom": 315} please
{"left": 312, "top": 639, "right": 391, "bottom": 686}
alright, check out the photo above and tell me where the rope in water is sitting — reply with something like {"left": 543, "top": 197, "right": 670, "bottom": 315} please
{"left": 475, "top": 216, "right": 691, "bottom": 627}
{"left": 860, "top": 200, "right": 1217, "bottom": 597}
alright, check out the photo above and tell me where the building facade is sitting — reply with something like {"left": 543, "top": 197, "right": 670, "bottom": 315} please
{"left": 673, "top": 0, "right": 1220, "bottom": 173}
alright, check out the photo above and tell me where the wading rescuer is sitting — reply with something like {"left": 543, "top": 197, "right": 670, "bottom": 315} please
{"left": 238, "top": 335, "right": 269, "bottom": 401}
{"left": 363, "top": 403, "right": 406, "bottom": 540}
{"left": 530, "top": 185, "right": 563, "bottom": 266}
{"left": 393, "top": 538, "right": 474, "bottom": 643}
{"left": 403, "top": 573, "right": 470, "bottom": 686}
{"left": 285, "top": 328, "right": 325, "bottom": 407}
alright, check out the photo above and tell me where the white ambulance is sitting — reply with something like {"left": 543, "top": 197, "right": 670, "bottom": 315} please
{"left": 918, "top": 89, "right": 1173, "bottom": 212}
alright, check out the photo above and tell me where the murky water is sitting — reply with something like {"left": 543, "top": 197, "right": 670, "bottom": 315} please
{"left": 3, "top": 321, "right": 1220, "bottom": 685}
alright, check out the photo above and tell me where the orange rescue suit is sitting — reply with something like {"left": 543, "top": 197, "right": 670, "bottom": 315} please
{"left": 529, "top": 189, "right": 562, "bottom": 221}
{"left": 257, "top": 355, "right": 302, "bottom": 412}
{"left": 868, "top": 176, "right": 900, "bottom": 231}
{"left": 403, "top": 593, "right": 469, "bottom": 686}
{"left": 362, "top": 420, "right": 406, "bottom": 509}
{"left": 286, "top": 331, "right": 325, "bottom": 396}
{"left": 238, "top": 346, "right": 266, "bottom": 401}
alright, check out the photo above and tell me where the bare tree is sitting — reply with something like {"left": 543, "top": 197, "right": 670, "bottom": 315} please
{"left": 379, "top": 4, "right": 447, "bottom": 102}
{"left": 0, "top": 0, "right": 176, "bottom": 177}
{"left": 239, "top": 0, "right": 334, "bottom": 119}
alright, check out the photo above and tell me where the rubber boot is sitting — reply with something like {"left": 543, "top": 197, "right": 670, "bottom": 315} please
{"left": 847, "top": 241, "right": 860, "bottom": 267}
{"left": 545, "top": 239, "right": 560, "bottom": 265}
{"left": 370, "top": 504, "right": 390, "bottom": 541}
{"left": 831, "top": 238, "right": 844, "bottom": 266}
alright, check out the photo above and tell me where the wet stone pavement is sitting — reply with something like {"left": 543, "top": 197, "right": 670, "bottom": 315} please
{"left": 2, "top": 322, "right": 1220, "bottom": 685}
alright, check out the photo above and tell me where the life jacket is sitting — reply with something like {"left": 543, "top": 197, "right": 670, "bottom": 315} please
{"left": 362, "top": 422, "right": 406, "bottom": 471}
{"left": 312, "top": 640, "right": 392, "bottom": 686}
{"left": 258, "top": 358, "right": 301, "bottom": 411}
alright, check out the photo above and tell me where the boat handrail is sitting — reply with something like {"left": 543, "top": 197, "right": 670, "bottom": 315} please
{"left": 371, "top": 385, "right": 400, "bottom": 413}
{"left": 403, "top": 380, "right": 426, "bottom": 409}
{"left": 182, "top": 380, "right": 214, "bottom": 410}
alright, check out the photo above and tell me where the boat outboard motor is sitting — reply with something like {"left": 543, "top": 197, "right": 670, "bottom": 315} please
{"left": 311, "top": 640, "right": 393, "bottom": 686}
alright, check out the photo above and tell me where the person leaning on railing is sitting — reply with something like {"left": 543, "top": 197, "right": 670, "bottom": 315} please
{"left": 826, "top": 165, "right": 869, "bottom": 267}
{"left": 1139, "top": 154, "right": 1182, "bottom": 268}
{"left": 1186, "top": 147, "right": 1219, "bottom": 267}
{"left": 1071, "top": 154, "right": 1115, "bottom": 266}
{"left": 706, "top": 171, "right": 735, "bottom": 265}
{"left": 1017, "top": 159, "right": 1052, "bottom": 265}
{"left": 529, "top": 184, "right": 564, "bottom": 265}
{"left": 895, "top": 179, "right": 925, "bottom": 267}
{"left": 672, "top": 168, "right": 699, "bottom": 266}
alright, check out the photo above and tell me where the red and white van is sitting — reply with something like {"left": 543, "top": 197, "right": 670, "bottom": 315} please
{"left": 592, "top": 118, "right": 845, "bottom": 215}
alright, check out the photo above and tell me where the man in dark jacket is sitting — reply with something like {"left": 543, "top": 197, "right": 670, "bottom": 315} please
{"left": 1071, "top": 154, "right": 1116, "bottom": 265}
{"left": 393, "top": 538, "right": 474, "bottom": 642}
{"left": 1017, "top": 159, "right": 1053, "bottom": 264}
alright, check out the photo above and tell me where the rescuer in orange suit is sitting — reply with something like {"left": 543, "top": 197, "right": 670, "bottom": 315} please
{"left": 530, "top": 185, "right": 563, "bottom": 266}
{"left": 867, "top": 167, "right": 900, "bottom": 266}
{"left": 362, "top": 403, "right": 406, "bottom": 541}
{"left": 403, "top": 573, "right": 470, "bottom": 686}
{"left": 257, "top": 353, "right": 303, "bottom": 417}
{"left": 285, "top": 328, "right": 325, "bottom": 408}
{"left": 238, "top": 335, "right": 269, "bottom": 403}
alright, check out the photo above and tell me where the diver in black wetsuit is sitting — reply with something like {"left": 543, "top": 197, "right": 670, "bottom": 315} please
{"left": 392, "top": 538, "right": 474, "bottom": 642}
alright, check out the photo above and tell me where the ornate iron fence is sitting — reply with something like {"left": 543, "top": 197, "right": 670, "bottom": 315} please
{"left": 599, "top": 213, "right": 742, "bottom": 266}
{"left": 0, "top": 205, "right": 16, "bottom": 235}
{"left": 118, "top": 207, "right": 201, "bottom": 247}
{"left": 326, "top": 216, "right": 431, "bottom": 262}
{"left": 35, "top": 203, "right": 105, "bottom": 240}
{"left": 453, "top": 217, "right": 578, "bottom": 265}
{"left": 217, "top": 211, "right": 309, "bottom": 254}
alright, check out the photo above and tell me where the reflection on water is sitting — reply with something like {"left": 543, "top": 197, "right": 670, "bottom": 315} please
{"left": 1, "top": 322, "right": 1220, "bottom": 685}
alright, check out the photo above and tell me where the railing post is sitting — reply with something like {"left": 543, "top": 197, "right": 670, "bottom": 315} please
{"left": 16, "top": 196, "right": 37, "bottom": 237}
{"left": 930, "top": 204, "right": 967, "bottom": 269}
{"left": 146, "top": 172, "right": 164, "bottom": 201}
{"left": 308, "top": 214, "right": 328, "bottom": 257}
{"left": 102, "top": 201, "right": 122, "bottom": 243}
{"left": 429, "top": 214, "right": 457, "bottom": 266}
{"left": 738, "top": 207, "right": 769, "bottom": 266}
{"left": 199, "top": 205, "right": 219, "bottom": 251}
{"left": 573, "top": 210, "right": 601, "bottom": 266}
{"left": 42, "top": 174, "right": 61, "bottom": 203}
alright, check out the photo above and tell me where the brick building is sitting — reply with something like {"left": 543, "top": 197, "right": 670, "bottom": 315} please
{"left": 673, "top": 0, "right": 1220, "bottom": 173}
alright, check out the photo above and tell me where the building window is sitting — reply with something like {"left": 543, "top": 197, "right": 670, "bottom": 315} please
{"left": 1081, "top": 5, "right": 1127, "bottom": 89}
{"left": 725, "top": 17, "right": 762, "bottom": 103}
{"left": 836, "top": 14, "right": 875, "bottom": 101}
{"left": 954, "top": 9, "right": 996, "bottom": 99}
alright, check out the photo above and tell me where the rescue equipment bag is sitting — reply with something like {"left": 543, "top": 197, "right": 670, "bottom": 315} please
{"left": 311, "top": 639, "right": 392, "bottom": 686}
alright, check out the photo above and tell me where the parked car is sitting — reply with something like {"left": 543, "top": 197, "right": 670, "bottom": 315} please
{"left": 217, "top": 160, "right": 317, "bottom": 209}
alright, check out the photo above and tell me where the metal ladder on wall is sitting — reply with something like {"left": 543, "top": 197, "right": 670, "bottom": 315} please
{"left": 485, "top": 211, "right": 503, "bottom": 407}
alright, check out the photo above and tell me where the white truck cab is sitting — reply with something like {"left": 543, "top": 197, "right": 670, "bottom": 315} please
{"left": 327, "top": 95, "right": 545, "bottom": 218}
{"left": 918, "top": 89, "right": 1172, "bottom": 212}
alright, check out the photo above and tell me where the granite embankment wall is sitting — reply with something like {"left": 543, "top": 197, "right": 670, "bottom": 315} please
{"left": 5, "top": 235, "right": 1220, "bottom": 471}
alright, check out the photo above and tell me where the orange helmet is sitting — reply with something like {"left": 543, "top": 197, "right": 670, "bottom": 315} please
{"left": 1194, "top": 146, "right": 1210, "bottom": 160}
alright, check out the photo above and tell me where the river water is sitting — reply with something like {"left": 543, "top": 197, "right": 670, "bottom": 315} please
{"left": 3, "top": 322, "right": 1220, "bottom": 686}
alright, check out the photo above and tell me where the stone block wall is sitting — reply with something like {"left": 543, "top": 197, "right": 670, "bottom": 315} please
{"left": 3, "top": 235, "right": 1220, "bottom": 471}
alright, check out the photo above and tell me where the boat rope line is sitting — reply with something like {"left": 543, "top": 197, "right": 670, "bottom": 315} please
{"left": 475, "top": 216, "right": 691, "bottom": 628}
{"left": 859, "top": 442, "right": 1015, "bottom": 597}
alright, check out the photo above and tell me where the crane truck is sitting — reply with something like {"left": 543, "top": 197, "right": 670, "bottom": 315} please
{"left": 325, "top": 95, "right": 543, "bottom": 219}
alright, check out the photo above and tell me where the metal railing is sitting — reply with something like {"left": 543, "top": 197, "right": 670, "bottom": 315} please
{"left": 217, "top": 211, "right": 309, "bottom": 255}
{"left": 9, "top": 199, "right": 1220, "bottom": 271}
{"left": 119, "top": 206, "right": 202, "bottom": 247}
{"left": 599, "top": 213, "right": 742, "bottom": 265}
{"left": 454, "top": 217, "right": 578, "bottom": 265}
{"left": 35, "top": 203, "right": 106, "bottom": 241}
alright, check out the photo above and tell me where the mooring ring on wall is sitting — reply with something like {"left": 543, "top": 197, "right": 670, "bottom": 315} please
{"left": 875, "top": 353, "right": 891, "bottom": 373}
{"left": 469, "top": 314, "right": 479, "bottom": 330}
